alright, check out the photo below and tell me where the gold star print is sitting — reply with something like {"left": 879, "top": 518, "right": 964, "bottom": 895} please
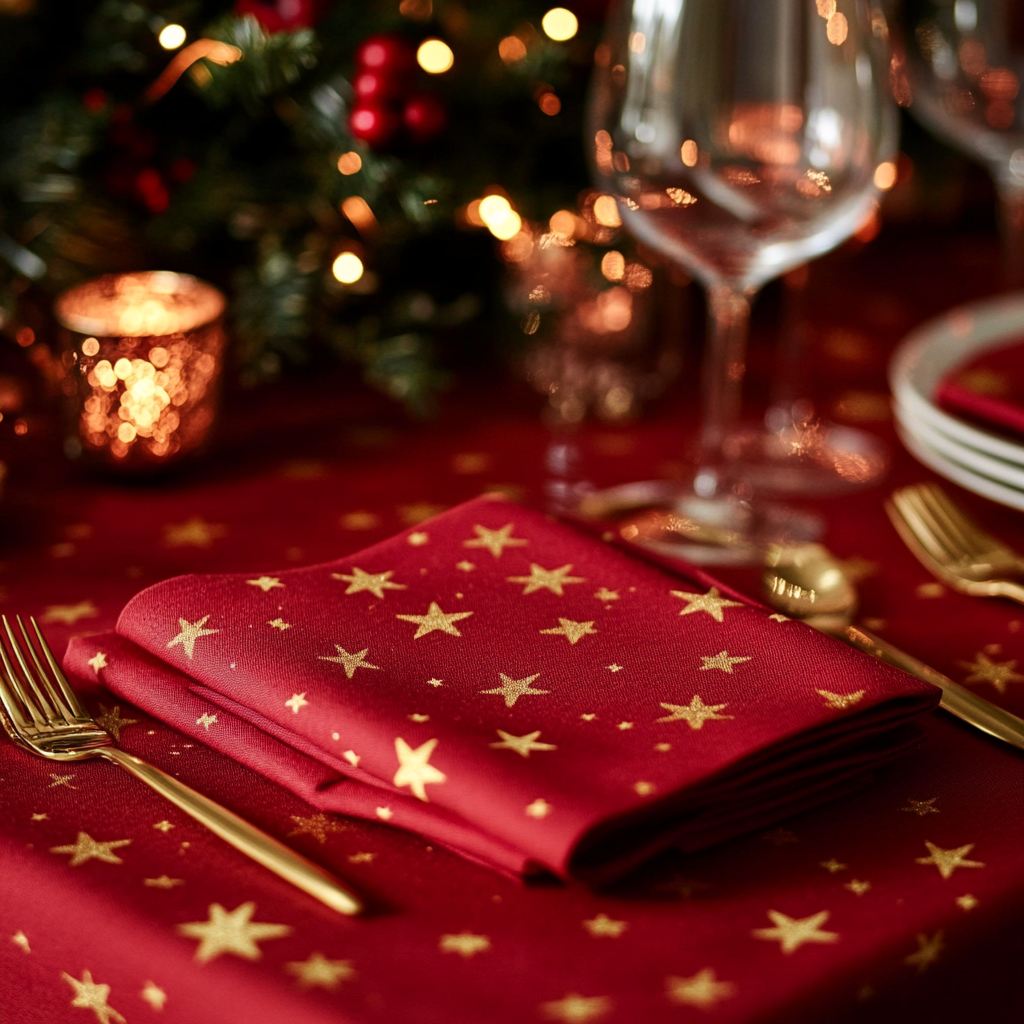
{"left": 617, "top": 721, "right": 634, "bottom": 730}
{"left": 42, "top": 600, "right": 98, "bottom": 625}
{"left": 268, "top": 618, "right": 291, "bottom": 630}
{"left": 594, "top": 587, "right": 619, "bottom": 602}
{"left": 540, "top": 992, "right": 611, "bottom": 1022}
{"left": 540, "top": 618, "right": 598, "bottom": 644}
{"left": 456, "top": 560, "right": 475, "bottom": 572}
{"left": 956, "top": 894, "right": 978, "bottom": 911}
{"left": 656, "top": 695, "right": 734, "bottom": 730}
{"left": 11, "top": 931, "right": 30, "bottom": 953}
{"left": 463, "top": 523, "right": 529, "bottom": 558}
{"left": 61, "top": 969, "right": 125, "bottom": 1024}
{"left": 153, "top": 820, "right": 174, "bottom": 832}
{"left": 408, "top": 712, "right": 430, "bottom": 723}
{"left": 144, "top": 876, "right": 184, "bottom": 888}
{"left": 583, "top": 914, "right": 627, "bottom": 938}
{"left": 700, "top": 651, "right": 751, "bottom": 674}
{"left": 427, "top": 677, "right": 443, "bottom": 687}
{"left": 904, "top": 931, "right": 944, "bottom": 973}
{"left": 49, "top": 773, "right": 77, "bottom": 788}
{"left": 87, "top": 652, "right": 107, "bottom": 673}
{"left": 507, "top": 563, "right": 585, "bottom": 596}
{"left": 915, "top": 841, "right": 985, "bottom": 879}
{"left": 163, "top": 516, "right": 226, "bottom": 548}
{"left": 818, "top": 689, "right": 866, "bottom": 710}
{"left": 439, "top": 933, "right": 491, "bottom": 957}
{"left": 247, "top": 576, "right": 284, "bottom": 592}
{"left": 196, "top": 712, "right": 218, "bottom": 730}
{"left": 752, "top": 910, "right": 839, "bottom": 954}
{"left": 396, "top": 602, "right": 473, "bottom": 639}
{"left": 375, "top": 806, "right": 393, "bottom": 820}
{"left": 490, "top": 730, "right": 557, "bottom": 758}
{"left": 903, "top": 797, "right": 939, "bottom": 816}
{"left": 820, "top": 859, "right": 848, "bottom": 874}
{"left": 177, "top": 902, "right": 291, "bottom": 963}
{"left": 50, "top": 832, "right": 131, "bottom": 867}
{"left": 166, "top": 615, "right": 219, "bottom": 659}
{"left": 141, "top": 981, "right": 167, "bottom": 1011}
{"left": 526, "top": 798, "right": 552, "bottom": 818}
{"left": 581, "top": 713, "right": 597, "bottom": 721}
{"left": 480, "top": 672, "right": 549, "bottom": 708}
{"left": 393, "top": 737, "right": 446, "bottom": 801}
{"left": 671, "top": 587, "right": 743, "bottom": 622}
{"left": 31, "top": 813, "right": 48, "bottom": 821}
{"left": 844, "top": 880, "right": 871, "bottom": 896}
{"left": 286, "top": 952, "right": 357, "bottom": 989}
{"left": 284, "top": 692, "right": 309, "bottom": 714}
{"left": 407, "top": 531, "right": 429, "bottom": 546}
{"left": 398, "top": 502, "right": 446, "bottom": 525}
{"left": 287, "top": 812, "right": 347, "bottom": 843}
{"left": 95, "top": 704, "right": 138, "bottom": 741}
{"left": 634, "top": 781, "right": 656, "bottom": 796}
{"left": 959, "top": 651, "right": 1024, "bottom": 693}
{"left": 319, "top": 645, "right": 381, "bottom": 678}
{"left": 769, "top": 613, "right": 790, "bottom": 622}
{"left": 348, "top": 851, "right": 375, "bottom": 863}
{"left": 607, "top": 664, "right": 623, "bottom": 672}
{"left": 331, "top": 567, "right": 407, "bottom": 599}
{"left": 665, "top": 968, "right": 735, "bottom": 1009}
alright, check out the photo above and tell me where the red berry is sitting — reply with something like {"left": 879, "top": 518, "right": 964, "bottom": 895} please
{"left": 354, "top": 71, "right": 401, "bottom": 102}
{"left": 403, "top": 94, "right": 446, "bottom": 142}
{"left": 348, "top": 103, "right": 400, "bottom": 149}
{"left": 356, "top": 34, "right": 415, "bottom": 76}
{"left": 135, "top": 169, "right": 169, "bottom": 213}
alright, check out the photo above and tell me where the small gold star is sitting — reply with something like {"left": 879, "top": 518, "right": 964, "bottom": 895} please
{"left": 915, "top": 841, "right": 985, "bottom": 879}
{"left": 902, "top": 797, "right": 939, "bottom": 816}
{"left": 163, "top": 516, "right": 226, "bottom": 548}
{"left": 331, "top": 567, "right": 407, "bottom": 599}
{"left": 166, "top": 615, "right": 218, "bottom": 659}
{"left": 820, "top": 859, "right": 847, "bottom": 874}
{"left": 456, "top": 560, "right": 476, "bottom": 572}
{"left": 196, "top": 712, "right": 218, "bottom": 730}
{"left": 247, "top": 576, "right": 284, "bottom": 592}
{"left": 50, "top": 831, "right": 131, "bottom": 867}
{"left": 540, "top": 992, "right": 611, "bottom": 1022}
{"left": 11, "top": 931, "right": 30, "bottom": 953}
{"left": 657, "top": 695, "right": 733, "bottom": 729}
{"left": 343, "top": 750, "right": 360, "bottom": 766}
{"left": 42, "top": 600, "right": 98, "bottom": 625}
{"left": 144, "top": 876, "right": 184, "bottom": 888}
{"left": 665, "top": 968, "right": 735, "bottom": 1009}
{"left": 844, "top": 880, "right": 871, "bottom": 896}
{"left": 490, "top": 729, "right": 557, "bottom": 758}
{"left": 956, "top": 894, "right": 978, "bottom": 911}
{"left": 268, "top": 618, "right": 291, "bottom": 630}
{"left": 408, "top": 712, "right": 430, "bottom": 723}
{"left": 407, "top": 531, "right": 429, "bottom": 546}
{"left": 634, "top": 781, "right": 655, "bottom": 796}
{"left": 507, "top": 563, "right": 585, "bottom": 596}
{"left": 959, "top": 651, "right": 1024, "bottom": 693}
{"left": 763, "top": 827, "right": 798, "bottom": 846}
{"left": 699, "top": 650, "right": 751, "bottom": 673}
{"left": 284, "top": 692, "right": 309, "bottom": 714}
{"left": 583, "top": 913, "right": 627, "bottom": 938}
{"left": 616, "top": 720, "right": 634, "bottom": 730}
{"left": 540, "top": 618, "right": 598, "bottom": 644}
{"left": 463, "top": 523, "right": 528, "bottom": 558}
{"left": 31, "top": 813, "right": 48, "bottom": 821}
{"left": 769, "top": 613, "right": 790, "bottom": 622}
{"left": 654, "top": 742, "right": 671, "bottom": 751}
{"left": 393, "top": 737, "right": 446, "bottom": 801}
{"left": 49, "top": 773, "right": 77, "bottom": 788}
{"left": 752, "top": 910, "right": 839, "bottom": 953}
{"left": 177, "top": 902, "right": 291, "bottom": 962}
{"left": 286, "top": 812, "right": 347, "bottom": 845}
{"left": 396, "top": 602, "right": 473, "bottom": 638}
{"left": 594, "top": 587, "right": 619, "bottom": 601}
{"left": 817, "top": 689, "right": 866, "bottom": 709}
{"left": 348, "top": 851, "right": 375, "bottom": 864}
{"left": 671, "top": 587, "right": 743, "bottom": 622}
{"left": 319, "top": 645, "right": 381, "bottom": 678}
{"left": 62, "top": 969, "right": 125, "bottom": 1024}
{"left": 95, "top": 704, "right": 138, "bottom": 741}
{"left": 141, "top": 981, "right": 166, "bottom": 1011}
{"left": 607, "top": 664, "right": 623, "bottom": 672}
{"left": 426, "top": 677, "right": 444, "bottom": 687}
{"left": 904, "top": 931, "right": 944, "bottom": 973}
{"left": 525, "top": 798, "right": 552, "bottom": 818}
{"left": 480, "top": 671, "right": 549, "bottom": 708}
{"left": 286, "top": 952, "right": 357, "bottom": 989}
{"left": 581, "top": 713, "right": 597, "bottom": 721}
{"left": 87, "top": 651, "right": 107, "bottom": 673}
{"left": 375, "top": 806, "right": 393, "bottom": 820}
{"left": 398, "top": 502, "right": 446, "bottom": 525}
{"left": 439, "top": 932, "right": 491, "bottom": 957}
{"left": 153, "top": 820, "right": 175, "bottom": 832}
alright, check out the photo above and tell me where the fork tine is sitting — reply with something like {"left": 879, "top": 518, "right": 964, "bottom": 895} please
{"left": 0, "top": 618, "right": 47, "bottom": 729}
{"left": 914, "top": 484, "right": 991, "bottom": 559}
{"left": 0, "top": 656, "right": 34, "bottom": 734}
{"left": 1, "top": 615, "right": 58, "bottom": 724}
{"left": 28, "top": 617, "right": 87, "bottom": 719}
{"left": 900, "top": 486, "right": 973, "bottom": 563}
{"left": 892, "top": 489, "right": 957, "bottom": 565}
{"left": 15, "top": 616, "right": 78, "bottom": 724}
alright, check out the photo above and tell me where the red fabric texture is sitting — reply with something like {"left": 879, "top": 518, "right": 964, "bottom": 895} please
{"left": 936, "top": 337, "right": 1024, "bottom": 437}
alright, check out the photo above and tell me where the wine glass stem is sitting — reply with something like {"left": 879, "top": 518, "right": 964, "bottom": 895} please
{"left": 997, "top": 182, "right": 1024, "bottom": 288}
{"left": 695, "top": 285, "right": 751, "bottom": 499}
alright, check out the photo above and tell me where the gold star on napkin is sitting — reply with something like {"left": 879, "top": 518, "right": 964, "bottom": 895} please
{"left": 817, "top": 689, "right": 866, "bottom": 709}
{"left": 319, "top": 645, "right": 381, "bottom": 678}
{"left": 540, "top": 618, "right": 597, "bottom": 644}
{"left": 177, "top": 902, "right": 291, "bottom": 962}
{"left": 50, "top": 831, "right": 131, "bottom": 867}
{"left": 665, "top": 968, "right": 735, "bottom": 1009}
{"left": 670, "top": 587, "right": 743, "bottom": 622}
{"left": 166, "top": 615, "right": 218, "bottom": 659}
{"left": 95, "top": 704, "right": 137, "bottom": 741}
{"left": 480, "top": 672, "right": 549, "bottom": 708}
{"left": 582, "top": 914, "right": 627, "bottom": 938}
{"left": 699, "top": 651, "right": 751, "bottom": 674}
{"left": 507, "top": 563, "right": 585, "bottom": 596}
{"left": 286, "top": 952, "right": 357, "bottom": 989}
{"left": 656, "top": 695, "right": 734, "bottom": 730}
{"left": 393, "top": 737, "right": 446, "bottom": 801}
{"left": 246, "top": 576, "right": 284, "bottom": 592}
{"left": 490, "top": 729, "right": 557, "bottom": 758}
{"left": 540, "top": 992, "right": 611, "bottom": 1022}
{"left": 751, "top": 910, "right": 839, "bottom": 954}
{"left": 915, "top": 841, "right": 985, "bottom": 879}
{"left": 439, "top": 932, "right": 491, "bottom": 957}
{"left": 287, "top": 812, "right": 347, "bottom": 844}
{"left": 463, "top": 523, "right": 528, "bottom": 558}
{"left": 331, "top": 567, "right": 407, "bottom": 599}
{"left": 87, "top": 652, "right": 107, "bottom": 673}
{"left": 62, "top": 969, "right": 125, "bottom": 1024}
{"left": 904, "top": 931, "right": 944, "bottom": 973}
{"left": 395, "top": 602, "right": 473, "bottom": 638}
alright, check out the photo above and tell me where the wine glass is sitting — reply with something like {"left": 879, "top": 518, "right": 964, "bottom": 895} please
{"left": 585, "top": 0, "right": 897, "bottom": 558}
{"left": 896, "top": 0, "right": 1024, "bottom": 283}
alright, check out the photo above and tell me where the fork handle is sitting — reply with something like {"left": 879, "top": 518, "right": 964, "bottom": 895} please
{"left": 99, "top": 747, "right": 362, "bottom": 915}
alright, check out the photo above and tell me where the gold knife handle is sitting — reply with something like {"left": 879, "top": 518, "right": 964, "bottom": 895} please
{"left": 843, "top": 625, "right": 1024, "bottom": 752}
{"left": 989, "top": 579, "right": 1024, "bottom": 605}
{"left": 100, "top": 746, "right": 362, "bottom": 915}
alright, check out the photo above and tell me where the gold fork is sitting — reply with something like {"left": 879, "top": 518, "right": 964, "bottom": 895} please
{"left": 0, "top": 615, "right": 362, "bottom": 916}
{"left": 887, "top": 482, "right": 1024, "bottom": 605}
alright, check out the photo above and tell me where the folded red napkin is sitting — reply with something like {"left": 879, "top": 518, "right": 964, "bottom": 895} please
{"left": 936, "top": 337, "right": 1024, "bottom": 437}
{"left": 64, "top": 496, "right": 939, "bottom": 882}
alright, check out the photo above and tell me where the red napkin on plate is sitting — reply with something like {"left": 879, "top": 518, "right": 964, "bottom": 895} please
{"left": 64, "top": 496, "right": 939, "bottom": 882}
{"left": 936, "top": 336, "right": 1024, "bottom": 437}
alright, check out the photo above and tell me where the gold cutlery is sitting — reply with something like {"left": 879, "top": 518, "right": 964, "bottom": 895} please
{"left": 0, "top": 615, "right": 362, "bottom": 915}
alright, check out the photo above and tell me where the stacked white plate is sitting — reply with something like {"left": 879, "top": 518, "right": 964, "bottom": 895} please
{"left": 890, "top": 291, "right": 1024, "bottom": 510}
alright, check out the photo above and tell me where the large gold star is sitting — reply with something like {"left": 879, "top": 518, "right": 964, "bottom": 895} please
{"left": 62, "top": 969, "right": 125, "bottom": 1024}
{"left": 751, "top": 910, "right": 839, "bottom": 953}
{"left": 665, "top": 967, "right": 735, "bottom": 1009}
{"left": 959, "top": 651, "right": 1024, "bottom": 693}
{"left": 287, "top": 812, "right": 347, "bottom": 843}
{"left": 699, "top": 650, "right": 751, "bottom": 673}
{"left": 246, "top": 575, "right": 284, "bottom": 592}
{"left": 480, "top": 671, "right": 549, "bottom": 708}
{"left": 42, "top": 600, "right": 98, "bottom": 625}
{"left": 582, "top": 913, "right": 627, "bottom": 938}
{"left": 507, "top": 563, "right": 585, "bottom": 596}
{"left": 463, "top": 523, "right": 529, "bottom": 558}
{"left": 670, "top": 587, "right": 743, "bottom": 622}
{"left": 915, "top": 841, "right": 985, "bottom": 879}
{"left": 166, "top": 615, "right": 218, "bottom": 659}
{"left": 393, "top": 737, "right": 446, "bottom": 801}
{"left": 177, "top": 902, "right": 291, "bottom": 962}
{"left": 656, "top": 695, "right": 734, "bottom": 729}
{"left": 50, "top": 831, "right": 131, "bottom": 867}
{"left": 540, "top": 618, "right": 598, "bottom": 645}
{"left": 904, "top": 931, "right": 944, "bottom": 973}
{"left": 540, "top": 992, "right": 612, "bottom": 1022}
{"left": 395, "top": 601, "right": 473, "bottom": 638}
{"left": 95, "top": 704, "right": 138, "bottom": 741}
{"left": 286, "top": 952, "right": 357, "bottom": 989}
{"left": 439, "top": 932, "right": 491, "bottom": 957}
{"left": 490, "top": 729, "right": 557, "bottom": 758}
{"left": 319, "top": 645, "right": 381, "bottom": 678}
{"left": 163, "top": 516, "right": 226, "bottom": 547}
{"left": 331, "top": 567, "right": 407, "bottom": 599}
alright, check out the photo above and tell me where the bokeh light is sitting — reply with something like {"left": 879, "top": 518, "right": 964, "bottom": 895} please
{"left": 417, "top": 38, "right": 454, "bottom": 74}
{"left": 873, "top": 161, "right": 897, "bottom": 191}
{"left": 158, "top": 24, "right": 187, "bottom": 50}
{"left": 498, "top": 36, "right": 527, "bottom": 63}
{"left": 680, "top": 140, "right": 698, "bottom": 167}
{"left": 337, "top": 151, "right": 363, "bottom": 175}
{"left": 593, "top": 195, "right": 622, "bottom": 227}
{"left": 332, "top": 252, "right": 365, "bottom": 284}
{"left": 542, "top": 8, "right": 578, "bottom": 42}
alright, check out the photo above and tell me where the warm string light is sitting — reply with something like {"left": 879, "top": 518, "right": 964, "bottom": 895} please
{"left": 332, "top": 252, "right": 365, "bottom": 284}
{"left": 542, "top": 8, "right": 578, "bottom": 42}
{"left": 417, "top": 38, "right": 454, "bottom": 74}
{"left": 158, "top": 24, "right": 187, "bottom": 50}
{"left": 337, "top": 151, "right": 362, "bottom": 175}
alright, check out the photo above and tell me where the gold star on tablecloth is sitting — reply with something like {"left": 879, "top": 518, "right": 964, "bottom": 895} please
{"left": 144, "top": 875, "right": 184, "bottom": 888}
{"left": 904, "top": 931, "right": 944, "bottom": 972}
{"left": 287, "top": 952, "right": 356, "bottom": 989}
{"left": 607, "top": 664, "right": 623, "bottom": 673}
{"left": 319, "top": 645, "right": 381, "bottom": 678}
{"left": 634, "top": 781, "right": 655, "bottom": 796}
{"left": 583, "top": 914, "right": 627, "bottom": 938}
{"left": 540, "top": 618, "right": 598, "bottom": 644}
{"left": 49, "top": 773, "right": 77, "bottom": 788}
{"left": 177, "top": 902, "right": 291, "bottom": 963}
{"left": 62, "top": 969, "right": 125, "bottom": 1024}
{"left": 163, "top": 517, "right": 226, "bottom": 548}
{"left": 87, "top": 652, "right": 107, "bottom": 673}
{"left": 42, "top": 601, "right": 98, "bottom": 625}
{"left": 463, "top": 523, "right": 528, "bottom": 558}
{"left": 594, "top": 587, "right": 619, "bottom": 601}
{"left": 820, "top": 859, "right": 847, "bottom": 874}
{"left": 540, "top": 992, "right": 611, "bottom": 1022}
{"left": 657, "top": 695, "right": 733, "bottom": 729}
{"left": 348, "top": 851, "right": 375, "bottom": 864}
{"left": 817, "top": 689, "right": 866, "bottom": 709}
{"left": 427, "top": 677, "right": 443, "bottom": 687}
{"left": 396, "top": 602, "right": 473, "bottom": 638}
{"left": 393, "top": 737, "right": 446, "bottom": 801}
{"left": 141, "top": 981, "right": 166, "bottom": 1011}
{"left": 617, "top": 721, "right": 634, "bottom": 730}
{"left": 439, "top": 933, "right": 491, "bottom": 957}
{"left": 95, "top": 704, "right": 137, "bottom": 741}
{"left": 915, "top": 841, "right": 984, "bottom": 879}
{"left": 247, "top": 576, "right": 284, "bottom": 592}
{"left": 166, "top": 615, "right": 218, "bottom": 659}
{"left": 671, "top": 587, "right": 743, "bottom": 622}
{"left": 375, "top": 806, "right": 393, "bottom": 820}
{"left": 844, "top": 880, "right": 871, "bottom": 896}
{"left": 31, "top": 813, "right": 48, "bottom": 821}
{"left": 11, "top": 931, "right": 30, "bottom": 953}
{"left": 525, "top": 798, "right": 552, "bottom": 818}
{"left": 331, "top": 567, "right": 407, "bottom": 599}
{"left": 456, "top": 560, "right": 476, "bottom": 572}
{"left": 153, "top": 820, "right": 174, "bottom": 832}
{"left": 490, "top": 729, "right": 557, "bottom": 757}
{"left": 284, "top": 692, "right": 308, "bottom": 714}
{"left": 480, "top": 672, "right": 549, "bottom": 708}
{"left": 50, "top": 831, "right": 131, "bottom": 867}
{"left": 268, "top": 618, "right": 291, "bottom": 630}
{"left": 287, "top": 812, "right": 346, "bottom": 844}
{"left": 665, "top": 968, "right": 735, "bottom": 1009}
{"left": 956, "top": 894, "right": 978, "bottom": 911}
{"left": 196, "top": 712, "right": 218, "bottom": 730}
{"left": 752, "top": 910, "right": 839, "bottom": 953}
{"left": 507, "top": 563, "right": 585, "bottom": 596}
{"left": 958, "top": 651, "right": 1024, "bottom": 693}
{"left": 700, "top": 651, "right": 751, "bottom": 674}
{"left": 407, "top": 531, "right": 429, "bottom": 546}
{"left": 902, "top": 797, "right": 939, "bottom": 816}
